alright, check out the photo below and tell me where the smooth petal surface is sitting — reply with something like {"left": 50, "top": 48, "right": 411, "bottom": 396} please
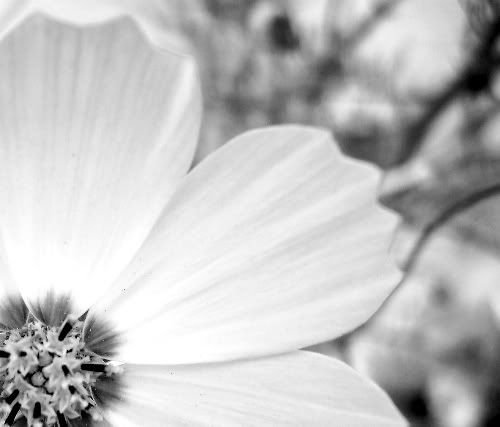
{"left": 0, "top": 0, "right": 191, "bottom": 52}
{"left": 105, "top": 351, "right": 406, "bottom": 427}
{"left": 0, "top": 0, "right": 30, "bottom": 39}
{"left": 0, "top": 16, "right": 201, "bottom": 324}
{"left": 87, "top": 126, "right": 400, "bottom": 364}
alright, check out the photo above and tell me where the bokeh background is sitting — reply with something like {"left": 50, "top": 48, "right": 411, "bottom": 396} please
{"left": 139, "top": 1, "right": 500, "bottom": 426}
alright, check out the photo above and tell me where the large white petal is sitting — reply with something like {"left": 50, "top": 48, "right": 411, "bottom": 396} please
{"left": 0, "top": 0, "right": 190, "bottom": 52}
{"left": 86, "top": 126, "right": 400, "bottom": 364}
{"left": 0, "top": 1, "right": 30, "bottom": 38}
{"left": 103, "top": 351, "right": 406, "bottom": 427}
{"left": 0, "top": 16, "right": 201, "bottom": 325}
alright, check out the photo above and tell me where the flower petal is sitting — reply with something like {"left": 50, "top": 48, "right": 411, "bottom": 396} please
{"left": 104, "top": 351, "right": 406, "bottom": 426}
{"left": 87, "top": 126, "right": 400, "bottom": 363}
{"left": 0, "top": 0, "right": 190, "bottom": 52}
{"left": 0, "top": 0, "right": 30, "bottom": 38}
{"left": 0, "top": 15, "right": 201, "bottom": 324}
{"left": 31, "top": 0, "right": 192, "bottom": 52}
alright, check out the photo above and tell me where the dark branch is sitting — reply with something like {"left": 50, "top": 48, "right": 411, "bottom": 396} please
{"left": 398, "top": 12, "right": 500, "bottom": 163}
{"left": 351, "top": 183, "right": 500, "bottom": 335}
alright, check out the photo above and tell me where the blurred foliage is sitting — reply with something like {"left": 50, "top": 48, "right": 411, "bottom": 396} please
{"left": 165, "top": 1, "right": 500, "bottom": 426}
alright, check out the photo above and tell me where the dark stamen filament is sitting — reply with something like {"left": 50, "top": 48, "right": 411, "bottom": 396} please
{"left": 57, "top": 411, "right": 68, "bottom": 427}
{"left": 58, "top": 321, "right": 73, "bottom": 341}
{"left": 33, "top": 402, "right": 41, "bottom": 419}
{"left": 0, "top": 316, "right": 118, "bottom": 424}
{"left": 5, "top": 402, "right": 21, "bottom": 425}
{"left": 5, "top": 389, "right": 19, "bottom": 404}
{"left": 80, "top": 363, "right": 106, "bottom": 373}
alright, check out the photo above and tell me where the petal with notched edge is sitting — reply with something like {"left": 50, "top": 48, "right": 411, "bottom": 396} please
{"left": 87, "top": 126, "right": 400, "bottom": 364}
{"left": 0, "top": 15, "right": 201, "bottom": 325}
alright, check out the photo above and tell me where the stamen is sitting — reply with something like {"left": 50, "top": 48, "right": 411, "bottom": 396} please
{"left": 80, "top": 363, "right": 106, "bottom": 373}
{"left": 5, "top": 402, "right": 21, "bottom": 425}
{"left": 5, "top": 389, "right": 19, "bottom": 404}
{"left": 58, "top": 320, "right": 73, "bottom": 341}
{"left": 31, "top": 371, "right": 45, "bottom": 387}
{"left": 33, "top": 401, "right": 41, "bottom": 419}
{"left": 57, "top": 411, "right": 68, "bottom": 427}
{"left": 0, "top": 316, "right": 120, "bottom": 425}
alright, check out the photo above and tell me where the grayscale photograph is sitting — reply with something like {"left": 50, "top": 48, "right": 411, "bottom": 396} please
{"left": 0, "top": 1, "right": 493, "bottom": 426}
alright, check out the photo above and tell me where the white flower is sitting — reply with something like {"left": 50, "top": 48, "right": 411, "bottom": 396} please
{"left": 0, "top": 5, "right": 406, "bottom": 427}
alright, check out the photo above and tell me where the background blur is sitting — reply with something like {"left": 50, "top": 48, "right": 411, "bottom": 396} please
{"left": 153, "top": 1, "right": 500, "bottom": 426}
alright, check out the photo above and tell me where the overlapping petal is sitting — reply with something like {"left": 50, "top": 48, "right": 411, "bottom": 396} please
{"left": 0, "top": 8, "right": 408, "bottom": 427}
{"left": 104, "top": 351, "right": 406, "bottom": 426}
{"left": 86, "top": 126, "right": 400, "bottom": 364}
{"left": 0, "top": 15, "right": 201, "bottom": 325}
{"left": 0, "top": 0, "right": 189, "bottom": 52}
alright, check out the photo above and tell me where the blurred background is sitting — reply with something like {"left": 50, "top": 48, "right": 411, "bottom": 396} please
{"left": 142, "top": 1, "right": 500, "bottom": 426}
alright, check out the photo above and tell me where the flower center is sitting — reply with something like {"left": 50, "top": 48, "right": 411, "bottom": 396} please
{"left": 0, "top": 316, "right": 120, "bottom": 426}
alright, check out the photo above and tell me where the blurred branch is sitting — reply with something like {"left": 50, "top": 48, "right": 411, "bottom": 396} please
{"left": 351, "top": 182, "right": 500, "bottom": 336}
{"left": 310, "top": 1, "right": 402, "bottom": 100}
{"left": 352, "top": 3, "right": 500, "bottom": 335}
{"left": 402, "top": 183, "right": 500, "bottom": 272}
{"left": 340, "top": 0, "right": 402, "bottom": 52}
{"left": 399, "top": 12, "right": 500, "bottom": 163}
